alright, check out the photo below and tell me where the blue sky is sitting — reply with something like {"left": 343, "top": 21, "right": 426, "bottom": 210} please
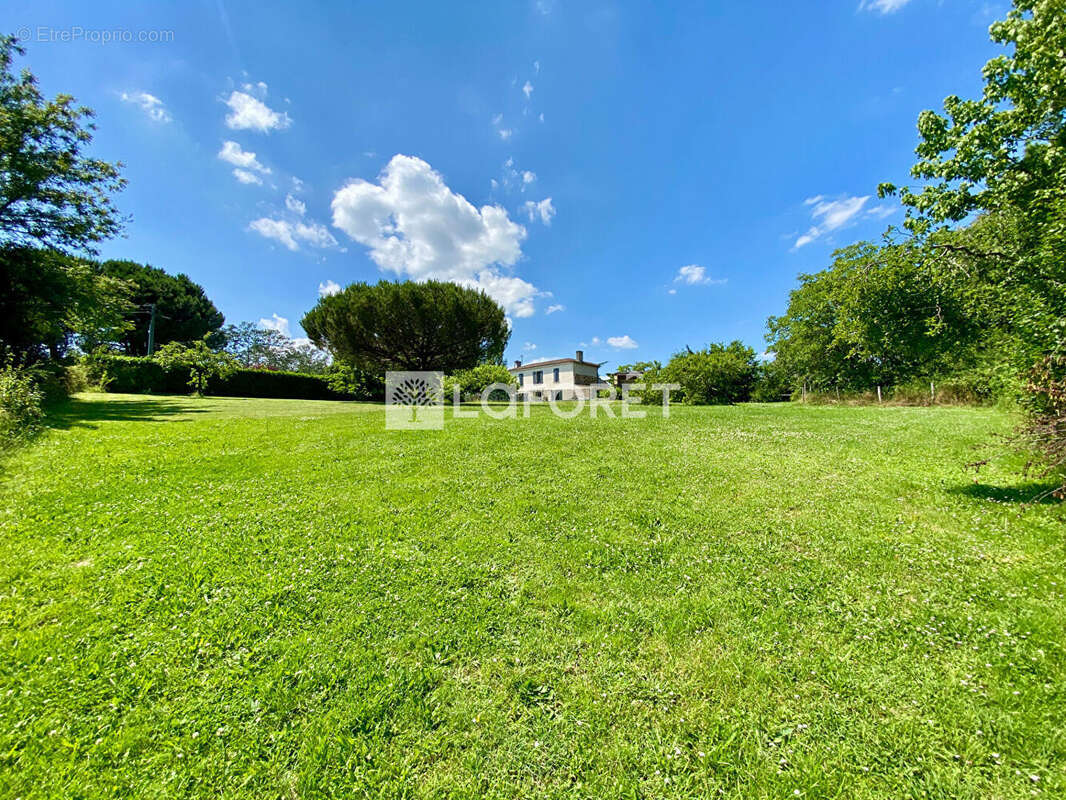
{"left": 7, "top": 0, "right": 1007, "bottom": 368}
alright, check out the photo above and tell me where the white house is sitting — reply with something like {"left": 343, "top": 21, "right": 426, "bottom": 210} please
{"left": 509, "top": 350, "right": 602, "bottom": 401}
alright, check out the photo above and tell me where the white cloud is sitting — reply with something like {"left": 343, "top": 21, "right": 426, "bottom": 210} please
{"left": 330, "top": 154, "right": 542, "bottom": 318}
{"left": 219, "top": 141, "right": 270, "bottom": 175}
{"left": 492, "top": 114, "right": 514, "bottom": 140}
{"left": 285, "top": 194, "right": 307, "bottom": 215}
{"left": 859, "top": 0, "right": 913, "bottom": 13}
{"left": 523, "top": 81, "right": 534, "bottom": 99}
{"left": 225, "top": 90, "right": 292, "bottom": 132}
{"left": 545, "top": 304, "right": 565, "bottom": 314}
{"left": 522, "top": 170, "right": 536, "bottom": 185}
{"left": 318, "top": 279, "right": 342, "bottom": 296}
{"left": 673, "top": 264, "right": 726, "bottom": 286}
{"left": 591, "top": 337, "right": 601, "bottom": 345}
{"left": 294, "top": 222, "right": 339, "bottom": 248}
{"left": 259, "top": 313, "right": 291, "bottom": 337}
{"left": 866, "top": 204, "right": 897, "bottom": 220}
{"left": 539, "top": 112, "right": 545, "bottom": 123}
{"left": 120, "top": 91, "right": 171, "bottom": 123}
{"left": 793, "top": 194, "right": 870, "bottom": 249}
{"left": 607, "top": 335, "right": 638, "bottom": 349}
{"left": 249, "top": 218, "right": 339, "bottom": 251}
{"left": 668, "top": 288, "right": 677, "bottom": 295}
{"left": 533, "top": 60, "right": 540, "bottom": 74}
{"left": 523, "top": 341, "right": 537, "bottom": 351}
{"left": 523, "top": 197, "right": 556, "bottom": 225}
{"left": 232, "top": 169, "right": 262, "bottom": 185}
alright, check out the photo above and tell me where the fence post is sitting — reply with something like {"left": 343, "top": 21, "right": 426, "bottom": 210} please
{"left": 930, "top": 380, "right": 935, "bottom": 403}
{"left": 877, "top": 385, "right": 882, "bottom": 403}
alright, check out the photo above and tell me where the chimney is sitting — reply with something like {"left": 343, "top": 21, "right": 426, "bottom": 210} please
{"left": 514, "top": 359, "right": 522, "bottom": 368}
{"left": 575, "top": 349, "right": 584, "bottom": 363}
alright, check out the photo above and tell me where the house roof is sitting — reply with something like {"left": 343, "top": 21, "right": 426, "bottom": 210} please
{"left": 508, "top": 357, "right": 601, "bottom": 371}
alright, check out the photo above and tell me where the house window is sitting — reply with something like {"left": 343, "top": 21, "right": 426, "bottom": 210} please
{"left": 553, "top": 367, "right": 559, "bottom": 382}
{"left": 518, "top": 373, "right": 524, "bottom": 386}
{"left": 534, "top": 370, "right": 543, "bottom": 384}
{"left": 554, "top": 391, "right": 563, "bottom": 401}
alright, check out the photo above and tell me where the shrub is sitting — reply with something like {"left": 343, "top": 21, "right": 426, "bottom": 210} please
{"left": 154, "top": 341, "right": 238, "bottom": 394}
{"left": 215, "top": 369, "right": 349, "bottom": 400}
{"left": 62, "top": 363, "right": 91, "bottom": 394}
{"left": 642, "top": 342, "right": 757, "bottom": 405}
{"left": 1019, "top": 354, "right": 1065, "bottom": 500}
{"left": 0, "top": 361, "right": 44, "bottom": 447}
{"left": 83, "top": 353, "right": 359, "bottom": 401}
{"left": 325, "top": 363, "right": 385, "bottom": 401}
{"left": 750, "top": 359, "right": 791, "bottom": 403}
{"left": 444, "top": 364, "right": 515, "bottom": 401}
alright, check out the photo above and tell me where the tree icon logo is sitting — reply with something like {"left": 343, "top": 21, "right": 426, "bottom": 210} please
{"left": 385, "top": 371, "right": 445, "bottom": 430}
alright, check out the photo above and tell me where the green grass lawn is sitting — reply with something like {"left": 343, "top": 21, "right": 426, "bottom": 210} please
{"left": 1, "top": 394, "right": 1064, "bottom": 798}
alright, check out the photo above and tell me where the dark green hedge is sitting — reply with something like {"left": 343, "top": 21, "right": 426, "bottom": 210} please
{"left": 88, "top": 355, "right": 354, "bottom": 400}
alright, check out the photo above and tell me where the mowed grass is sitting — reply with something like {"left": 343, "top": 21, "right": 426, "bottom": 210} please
{"left": 1, "top": 394, "right": 1064, "bottom": 799}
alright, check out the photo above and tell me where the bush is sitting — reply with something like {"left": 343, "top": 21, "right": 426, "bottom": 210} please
{"left": 0, "top": 362, "right": 44, "bottom": 447}
{"left": 84, "top": 353, "right": 359, "bottom": 401}
{"left": 750, "top": 359, "right": 791, "bottom": 403}
{"left": 1019, "top": 354, "right": 1065, "bottom": 500}
{"left": 642, "top": 342, "right": 757, "bottom": 406}
{"left": 154, "top": 341, "right": 238, "bottom": 394}
{"left": 61, "top": 363, "right": 92, "bottom": 394}
{"left": 444, "top": 364, "right": 515, "bottom": 401}
{"left": 215, "top": 369, "right": 350, "bottom": 400}
{"left": 325, "top": 363, "right": 385, "bottom": 401}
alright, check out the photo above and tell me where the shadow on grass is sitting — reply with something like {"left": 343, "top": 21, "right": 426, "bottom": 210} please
{"left": 45, "top": 395, "right": 207, "bottom": 431}
{"left": 951, "top": 482, "right": 1063, "bottom": 505}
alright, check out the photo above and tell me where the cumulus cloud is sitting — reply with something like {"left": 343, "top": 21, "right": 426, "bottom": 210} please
{"left": 674, "top": 264, "right": 726, "bottom": 286}
{"left": 219, "top": 141, "right": 270, "bottom": 185}
{"left": 523, "top": 197, "right": 556, "bottom": 225}
{"left": 523, "top": 341, "right": 537, "bottom": 351}
{"left": 120, "top": 91, "right": 171, "bottom": 123}
{"left": 249, "top": 218, "right": 339, "bottom": 251}
{"left": 259, "top": 313, "right": 291, "bottom": 337}
{"left": 318, "top": 279, "right": 342, "bottom": 296}
{"left": 793, "top": 194, "right": 870, "bottom": 249}
{"left": 523, "top": 81, "right": 534, "bottom": 99}
{"left": 219, "top": 141, "right": 269, "bottom": 172}
{"left": 232, "top": 169, "right": 262, "bottom": 185}
{"left": 331, "top": 154, "right": 543, "bottom": 317}
{"left": 545, "top": 304, "right": 565, "bottom": 314}
{"left": 607, "top": 335, "right": 638, "bottom": 349}
{"left": 522, "top": 170, "right": 536, "bottom": 185}
{"left": 859, "top": 0, "right": 913, "bottom": 13}
{"left": 225, "top": 90, "right": 292, "bottom": 132}
{"left": 285, "top": 194, "right": 306, "bottom": 215}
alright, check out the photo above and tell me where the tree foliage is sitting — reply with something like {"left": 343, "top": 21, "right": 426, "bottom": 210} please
{"left": 0, "top": 245, "right": 131, "bottom": 361}
{"left": 219, "top": 321, "right": 330, "bottom": 374}
{"left": 302, "top": 280, "right": 510, "bottom": 374}
{"left": 444, "top": 364, "right": 516, "bottom": 401}
{"left": 0, "top": 36, "right": 125, "bottom": 254}
{"left": 99, "top": 260, "right": 224, "bottom": 356}
{"left": 153, "top": 340, "right": 238, "bottom": 395}
{"left": 642, "top": 342, "right": 757, "bottom": 405}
